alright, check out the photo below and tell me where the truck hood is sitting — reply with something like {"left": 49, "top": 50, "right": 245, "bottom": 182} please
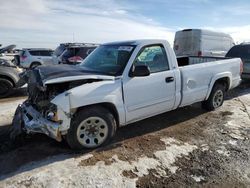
{"left": 37, "top": 65, "right": 115, "bottom": 85}
{"left": 18, "top": 64, "right": 116, "bottom": 96}
{"left": 21, "top": 64, "right": 115, "bottom": 87}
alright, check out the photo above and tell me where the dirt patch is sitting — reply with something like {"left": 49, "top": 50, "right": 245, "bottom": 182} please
{"left": 122, "top": 170, "right": 138, "bottom": 179}
{"left": 79, "top": 135, "right": 166, "bottom": 166}
{"left": 220, "top": 111, "right": 234, "bottom": 116}
{"left": 136, "top": 149, "right": 246, "bottom": 188}
{"left": 136, "top": 96, "right": 250, "bottom": 188}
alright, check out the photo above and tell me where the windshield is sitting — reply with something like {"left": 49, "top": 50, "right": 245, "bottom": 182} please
{"left": 80, "top": 45, "right": 135, "bottom": 76}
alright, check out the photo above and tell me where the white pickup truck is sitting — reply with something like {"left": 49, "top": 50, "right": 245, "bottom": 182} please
{"left": 13, "top": 39, "right": 242, "bottom": 150}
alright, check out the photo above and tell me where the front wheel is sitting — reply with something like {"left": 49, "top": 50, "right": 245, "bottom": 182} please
{"left": 202, "top": 83, "right": 225, "bottom": 111}
{"left": 0, "top": 78, "right": 13, "bottom": 98}
{"left": 66, "top": 106, "right": 117, "bottom": 150}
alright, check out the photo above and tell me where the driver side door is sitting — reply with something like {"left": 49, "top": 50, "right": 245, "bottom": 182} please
{"left": 123, "top": 44, "right": 176, "bottom": 123}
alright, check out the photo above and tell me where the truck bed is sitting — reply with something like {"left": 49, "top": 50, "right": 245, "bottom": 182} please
{"left": 178, "top": 58, "right": 241, "bottom": 107}
{"left": 177, "top": 56, "right": 229, "bottom": 66}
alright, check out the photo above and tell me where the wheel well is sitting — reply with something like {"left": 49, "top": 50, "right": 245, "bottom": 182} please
{"left": 214, "top": 77, "right": 230, "bottom": 91}
{"left": 75, "top": 103, "right": 120, "bottom": 126}
{"left": 0, "top": 75, "right": 15, "bottom": 86}
{"left": 30, "top": 61, "right": 41, "bottom": 67}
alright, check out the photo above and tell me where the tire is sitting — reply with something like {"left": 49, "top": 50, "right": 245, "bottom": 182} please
{"left": 202, "top": 83, "right": 225, "bottom": 111}
{"left": 0, "top": 78, "right": 13, "bottom": 98}
{"left": 30, "top": 62, "right": 41, "bottom": 69}
{"left": 66, "top": 106, "right": 117, "bottom": 150}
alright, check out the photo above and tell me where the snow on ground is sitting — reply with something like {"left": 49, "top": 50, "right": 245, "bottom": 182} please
{"left": 0, "top": 99, "right": 25, "bottom": 126}
{"left": 224, "top": 96, "right": 250, "bottom": 141}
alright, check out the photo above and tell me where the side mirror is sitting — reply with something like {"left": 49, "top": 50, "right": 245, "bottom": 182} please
{"left": 129, "top": 65, "right": 150, "bottom": 77}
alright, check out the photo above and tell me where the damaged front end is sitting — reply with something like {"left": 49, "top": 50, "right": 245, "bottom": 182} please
{"left": 12, "top": 65, "right": 108, "bottom": 141}
{"left": 12, "top": 102, "right": 62, "bottom": 141}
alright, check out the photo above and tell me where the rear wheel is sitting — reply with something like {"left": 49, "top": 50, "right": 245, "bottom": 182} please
{"left": 202, "top": 83, "right": 225, "bottom": 111}
{"left": 66, "top": 106, "right": 117, "bottom": 150}
{"left": 0, "top": 78, "right": 13, "bottom": 98}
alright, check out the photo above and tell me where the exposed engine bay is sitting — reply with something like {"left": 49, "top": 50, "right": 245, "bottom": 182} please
{"left": 27, "top": 76, "right": 101, "bottom": 120}
{"left": 21, "top": 65, "right": 104, "bottom": 119}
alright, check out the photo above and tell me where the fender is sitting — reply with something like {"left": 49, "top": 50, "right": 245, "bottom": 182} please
{"left": 0, "top": 71, "right": 18, "bottom": 86}
{"left": 51, "top": 79, "right": 126, "bottom": 129}
{"left": 205, "top": 72, "right": 232, "bottom": 100}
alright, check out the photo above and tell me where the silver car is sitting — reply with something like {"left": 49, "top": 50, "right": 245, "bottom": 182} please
{"left": 0, "top": 58, "right": 24, "bottom": 98}
{"left": 19, "top": 48, "right": 54, "bottom": 68}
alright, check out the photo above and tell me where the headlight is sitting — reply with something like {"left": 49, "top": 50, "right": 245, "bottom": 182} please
{"left": 47, "top": 111, "right": 60, "bottom": 122}
{"left": 46, "top": 104, "right": 59, "bottom": 122}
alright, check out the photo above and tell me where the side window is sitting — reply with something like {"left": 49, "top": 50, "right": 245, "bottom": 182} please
{"left": 134, "top": 45, "right": 169, "bottom": 73}
{"left": 29, "top": 51, "right": 40, "bottom": 56}
{"left": 40, "top": 51, "right": 52, "bottom": 56}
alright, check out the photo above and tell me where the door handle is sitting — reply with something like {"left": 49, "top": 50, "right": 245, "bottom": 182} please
{"left": 165, "top": 77, "right": 174, "bottom": 83}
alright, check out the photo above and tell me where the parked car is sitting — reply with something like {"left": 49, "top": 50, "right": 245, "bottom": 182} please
{"left": 0, "top": 58, "right": 24, "bottom": 98}
{"left": 0, "top": 44, "right": 17, "bottom": 62}
{"left": 53, "top": 43, "right": 98, "bottom": 65}
{"left": 19, "top": 48, "right": 54, "bottom": 68}
{"left": 52, "top": 43, "right": 74, "bottom": 64}
{"left": 225, "top": 43, "right": 250, "bottom": 79}
{"left": 13, "top": 39, "right": 241, "bottom": 150}
{"left": 174, "top": 29, "right": 234, "bottom": 57}
{"left": 0, "top": 44, "right": 16, "bottom": 54}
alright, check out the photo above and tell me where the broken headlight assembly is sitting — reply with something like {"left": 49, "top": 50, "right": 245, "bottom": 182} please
{"left": 44, "top": 103, "right": 60, "bottom": 122}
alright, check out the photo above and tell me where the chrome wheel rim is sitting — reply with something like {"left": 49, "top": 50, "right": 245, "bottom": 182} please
{"left": 77, "top": 117, "right": 108, "bottom": 148}
{"left": 213, "top": 90, "right": 223, "bottom": 108}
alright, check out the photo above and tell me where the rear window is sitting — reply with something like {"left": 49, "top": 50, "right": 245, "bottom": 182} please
{"left": 54, "top": 45, "right": 66, "bottom": 57}
{"left": 62, "top": 48, "right": 78, "bottom": 58}
{"left": 20, "top": 50, "right": 26, "bottom": 56}
{"left": 226, "top": 45, "right": 250, "bottom": 59}
{"left": 29, "top": 50, "right": 52, "bottom": 56}
{"left": 63, "top": 47, "right": 96, "bottom": 59}
{"left": 78, "top": 47, "right": 96, "bottom": 58}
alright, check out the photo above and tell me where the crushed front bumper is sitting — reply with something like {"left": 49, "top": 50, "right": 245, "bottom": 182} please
{"left": 12, "top": 103, "right": 62, "bottom": 141}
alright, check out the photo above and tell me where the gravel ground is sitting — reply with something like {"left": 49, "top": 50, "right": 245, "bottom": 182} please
{"left": 0, "top": 83, "right": 250, "bottom": 187}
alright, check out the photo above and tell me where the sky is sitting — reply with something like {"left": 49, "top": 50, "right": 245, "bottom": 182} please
{"left": 1, "top": 0, "right": 250, "bottom": 49}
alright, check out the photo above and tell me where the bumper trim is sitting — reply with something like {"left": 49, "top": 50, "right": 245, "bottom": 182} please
{"left": 14, "top": 103, "right": 62, "bottom": 141}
